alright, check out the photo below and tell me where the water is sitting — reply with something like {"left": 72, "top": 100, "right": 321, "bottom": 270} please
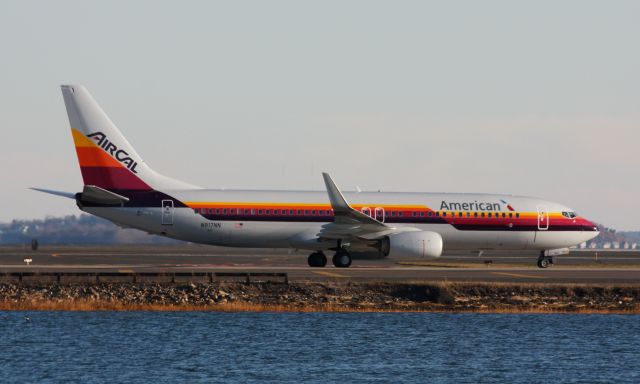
{"left": 0, "top": 312, "right": 638, "bottom": 383}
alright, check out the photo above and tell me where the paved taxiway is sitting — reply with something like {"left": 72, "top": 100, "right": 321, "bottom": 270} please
{"left": 1, "top": 245, "right": 639, "bottom": 284}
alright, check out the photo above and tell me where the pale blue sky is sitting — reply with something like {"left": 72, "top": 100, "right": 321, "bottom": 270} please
{"left": 1, "top": 1, "right": 639, "bottom": 229}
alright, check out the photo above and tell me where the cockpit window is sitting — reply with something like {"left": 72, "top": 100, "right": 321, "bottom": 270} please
{"left": 562, "top": 211, "right": 577, "bottom": 219}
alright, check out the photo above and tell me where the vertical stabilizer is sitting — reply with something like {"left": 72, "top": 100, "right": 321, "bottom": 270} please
{"left": 61, "top": 85, "right": 195, "bottom": 191}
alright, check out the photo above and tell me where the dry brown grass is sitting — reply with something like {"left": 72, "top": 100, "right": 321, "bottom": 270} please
{"left": 1, "top": 299, "right": 638, "bottom": 314}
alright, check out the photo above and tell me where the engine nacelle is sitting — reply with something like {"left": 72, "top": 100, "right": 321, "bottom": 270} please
{"left": 384, "top": 231, "right": 443, "bottom": 258}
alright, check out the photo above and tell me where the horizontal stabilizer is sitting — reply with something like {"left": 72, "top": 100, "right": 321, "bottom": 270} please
{"left": 80, "top": 185, "right": 130, "bottom": 205}
{"left": 30, "top": 188, "right": 76, "bottom": 199}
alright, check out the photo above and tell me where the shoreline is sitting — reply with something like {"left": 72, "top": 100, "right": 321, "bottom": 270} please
{"left": 1, "top": 281, "right": 638, "bottom": 314}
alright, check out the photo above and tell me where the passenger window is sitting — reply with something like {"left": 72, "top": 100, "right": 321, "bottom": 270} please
{"left": 311, "top": 210, "right": 316, "bottom": 215}
{"left": 509, "top": 213, "right": 513, "bottom": 218}
{"left": 516, "top": 213, "right": 520, "bottom": 218}
{"left": 427, "top": 212, "right": 432, "bottom": 217}
{"left": 297, "top": 210, "right": 302, "bottom": 215}
{"left": 223, "top": 209, "right": 228, "bottom": 214}
{"left": 502, "top": 213, "right": 506, "bottom": 218}
{"left": 304, "top": 210, "right": 309, "bottom": 215}
{"left": 488, "top": 213, "right": 492, "bottom": 218}
{"left": 289, "top": 210, "right": 294, "bottom": 215}
{"left": 442, "top": 212, "right": 447, "bottom": 217}
{"left": 420, "top": 212, "right": 425, "bottom": 217}
{"left": 466, "top": 212, "right": 470, "bottom": 217}
{"left": 435, "top": 212, "right": 440, "bottom": 217}
{"left": 474, "top": 212, "right": 478, "bottom": 217}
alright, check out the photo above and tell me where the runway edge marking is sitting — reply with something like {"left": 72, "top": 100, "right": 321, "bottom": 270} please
{"left": 312, "top": 271, "right": 348, "bottom": 278}
{"left": 491, "top": 272, "right": 548, "bottom": 279}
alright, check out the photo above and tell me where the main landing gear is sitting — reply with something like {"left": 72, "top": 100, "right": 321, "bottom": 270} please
{"left": 307, "top": 250, "right": 353, "bottom": 268}
{"left": 332, "top": 250, "right": 352, "bottom": 268}
{"left": 537, "top": 252, "right": 554, "bottom": 269}
{"left": 308, "top": 252, "right": 327, "bottom": 267}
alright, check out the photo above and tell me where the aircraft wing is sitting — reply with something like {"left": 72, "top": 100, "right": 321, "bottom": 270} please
{"left": 319, "top": 173, "right": 417, "bottom": 241}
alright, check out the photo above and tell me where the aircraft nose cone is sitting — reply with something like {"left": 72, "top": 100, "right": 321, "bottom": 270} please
{"left": 579, "top": 218, "right": 600, "bottom": 242}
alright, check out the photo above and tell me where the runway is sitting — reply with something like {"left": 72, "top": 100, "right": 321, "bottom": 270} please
{"left": 1, "top": 245, "right": 639, "bottom": 284}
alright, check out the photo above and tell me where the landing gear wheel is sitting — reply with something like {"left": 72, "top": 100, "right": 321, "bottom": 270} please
{"left": 307, "top": 252, "right": 327, "bottom": 267}
{"left": 537, "top": 256, "right": 553, "bottom": 268}
{"left": 332, "top": 251, "right": 352, "bottom": 268}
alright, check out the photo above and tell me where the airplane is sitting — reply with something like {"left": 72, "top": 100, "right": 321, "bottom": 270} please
{"left": 33, "top": 85, "right": 600, "bottom": 269}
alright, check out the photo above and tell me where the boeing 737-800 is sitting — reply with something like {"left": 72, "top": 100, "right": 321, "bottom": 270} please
{"left": 33, "top": 85, "right": 599, "bottom": 268}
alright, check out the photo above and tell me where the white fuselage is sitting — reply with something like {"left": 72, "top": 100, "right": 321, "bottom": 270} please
{"left": 82, "top": 189, "right": 599, "bottom": 254}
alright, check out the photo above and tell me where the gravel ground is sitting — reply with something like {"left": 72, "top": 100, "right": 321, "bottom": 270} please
{"left": 0, "top": 282, "right": 639, "bottom": 312}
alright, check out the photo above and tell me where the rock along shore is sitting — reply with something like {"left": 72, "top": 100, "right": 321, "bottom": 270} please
{"left": 0, "top": 282, "right": 639, "bottom": 313}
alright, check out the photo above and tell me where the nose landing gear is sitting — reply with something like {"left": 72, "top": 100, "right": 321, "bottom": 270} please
{"left": 307, "top": 252, "right": 327, "bottom": 267}
{"left": 537, "top": 252, "right": 554, "bottom": 268}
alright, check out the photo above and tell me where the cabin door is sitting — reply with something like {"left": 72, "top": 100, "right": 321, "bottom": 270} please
{"left": 537, "top": 205, "right": 549, "bottom": 230}
{"left": 162, "top": 200, "right": 174, "bottom": 225}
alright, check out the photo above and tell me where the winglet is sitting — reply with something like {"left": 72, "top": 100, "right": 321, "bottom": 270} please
{"left": 319, "top": 173, "right": 388, "bottom": 238}
{"left": 322, "top": 172, "right": 351, "bottom": 213}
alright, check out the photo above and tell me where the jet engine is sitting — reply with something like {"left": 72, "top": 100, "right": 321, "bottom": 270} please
{"left": 382, "top": 231, "right": 443, "bottom": 258}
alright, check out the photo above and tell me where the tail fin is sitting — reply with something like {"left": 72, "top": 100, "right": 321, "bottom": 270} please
{"left": 61, "top": 85, "right": 195, "bottom": 191}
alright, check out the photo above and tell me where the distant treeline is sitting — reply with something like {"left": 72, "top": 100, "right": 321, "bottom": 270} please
{"left": 0, "top": 215, "right": 180, "bottom": 245}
